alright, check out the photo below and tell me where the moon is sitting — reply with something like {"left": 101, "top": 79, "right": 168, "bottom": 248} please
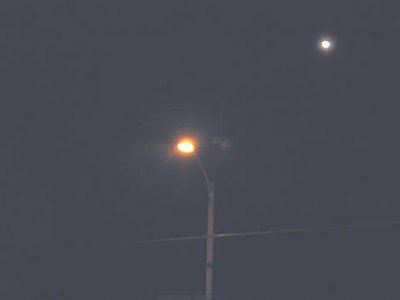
{"left": 320, "top": 39, "right": 333, "bottom": 51}
{"left": 321, "top": 40, "right": 331, "bottom": 48}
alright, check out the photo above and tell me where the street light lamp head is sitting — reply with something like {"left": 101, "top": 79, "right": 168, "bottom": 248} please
{"left": 177, "top": 138, "right": 196, "bottom": 155}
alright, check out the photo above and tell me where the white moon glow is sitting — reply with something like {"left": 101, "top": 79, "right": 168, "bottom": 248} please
{"left": 321, "top": 40, "right": 332, "bottom": 49}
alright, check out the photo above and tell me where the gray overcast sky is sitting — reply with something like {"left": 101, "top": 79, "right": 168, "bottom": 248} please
{"left": 1, "top": 1, "right": 400, "bottom": 299}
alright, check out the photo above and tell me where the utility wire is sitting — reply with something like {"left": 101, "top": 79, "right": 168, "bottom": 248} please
{"left": 73, "top": 220, "right": 400, "bottom": 247}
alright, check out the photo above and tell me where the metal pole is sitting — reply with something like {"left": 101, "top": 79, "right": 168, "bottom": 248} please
{"left": 205, "top": 182, "right": 215, "bottom": 300}
{"left": 194, "top": 155, "right": 215, "bottom": 300}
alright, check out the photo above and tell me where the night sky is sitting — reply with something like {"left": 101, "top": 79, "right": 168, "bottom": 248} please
{"left": 1, "top": 1, "right": 400, "bottom": 299}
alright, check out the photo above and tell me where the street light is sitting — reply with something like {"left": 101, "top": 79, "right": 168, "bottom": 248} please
{"left": 176, "top": 137, "right": 215, "bottom": 300}
{"left": 177, "top": 139, "right": 196, "bottom": 154}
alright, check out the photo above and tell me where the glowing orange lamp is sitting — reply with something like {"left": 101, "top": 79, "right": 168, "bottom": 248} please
{"left": 176, "top": 138, "right": 196, "bottom": 155}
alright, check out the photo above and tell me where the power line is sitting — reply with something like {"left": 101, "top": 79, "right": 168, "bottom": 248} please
{"left": 73, "top": 220, "right": 400, "bottom": 247}
{"left": 213, "top": 220, "right": 400, "bottom": 240}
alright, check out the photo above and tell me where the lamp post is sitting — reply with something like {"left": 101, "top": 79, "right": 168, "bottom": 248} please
{"left": 176, "top": 138, "right": 215, "bottom": 300}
